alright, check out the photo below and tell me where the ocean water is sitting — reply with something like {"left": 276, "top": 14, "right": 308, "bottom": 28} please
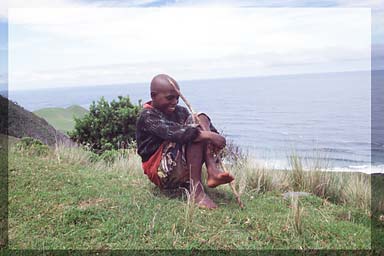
{"left": 8, "top": 71, "right": 384, "bottom": 173}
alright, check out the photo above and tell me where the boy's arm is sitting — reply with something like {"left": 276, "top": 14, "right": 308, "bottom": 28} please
{"left": 190, "top": 112, "right": 223, "bottom": 147}
{"left": 193, "top": 130, "right": 226, "bottom": 149}
{"left": 190, "top": 112, "right": 218, "bottom": 133}
{"left": 140, "top": 110, "right": 200, "bottom": 144}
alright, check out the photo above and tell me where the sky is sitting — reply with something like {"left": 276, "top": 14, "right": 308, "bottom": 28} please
{"left": 0, "top": 0, "right": 383, "bottom": 90}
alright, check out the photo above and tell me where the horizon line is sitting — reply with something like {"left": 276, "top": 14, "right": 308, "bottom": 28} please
{"left": 4, "top": 68, "right": 381, "bottom": 92}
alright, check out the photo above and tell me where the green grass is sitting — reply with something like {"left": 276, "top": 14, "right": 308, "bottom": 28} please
{"left": 33, "top": 105, "right": 88, "bottom": 133}
{"left": 7, "top": 140, "right": 373, "bottom": 250}
{"left": 372, "top": 174, "right": 384, "bottom": 249}
{"left": 0, "top": 134, "right": 8, "bottom": 247}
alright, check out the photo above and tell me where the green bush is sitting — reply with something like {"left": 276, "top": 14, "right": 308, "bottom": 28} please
{"left": 68, "top": 96, "right": 141, "bottom": 154}
{"left": 15, "top": 137, "right": 50, "bottom": 156}
{"left": 88, "top": 151, "right": 101, "bottom": 163}
{"left": 99, "top": 149, "right": 120, "bottom": 164}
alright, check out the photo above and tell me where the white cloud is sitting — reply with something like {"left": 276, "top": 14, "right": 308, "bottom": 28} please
{"left": 2, "top": 0, "right": 383, "bottom": 18}
{"left": 1, "top": 0, "right": 163, "bottom": 19}
{"left": 170, "top": 0, "right": 383, "bottom": 8}
{"left": 8, "top": 7, "right": 371, "bottom": 90}
{"left": 335, "top": 0, "right": 383, "bottom": 8}
{"left": 1, "top": 0, "right": 80, "bottom": 19}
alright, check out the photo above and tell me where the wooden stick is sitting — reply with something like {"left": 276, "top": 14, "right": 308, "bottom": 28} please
{"left": 167, "top": 78, "right": 244, "bottom": 208}
{"left": 167, "top": 78, "right": 198, "bottom": 124}
{"left": 219, "top": 161, "right": 244, "bottom": 208}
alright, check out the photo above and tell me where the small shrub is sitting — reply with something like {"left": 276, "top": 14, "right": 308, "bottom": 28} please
{"left": 99, "top": 149, "right": 120, "bottom": 164}
{"left": 88, "top": 151, "right": 101, "bottom": 163}
{"left": 15, "top": 137, "right": 49, "bottom": 156}
{"left": 98, "top": 148, "right": 135, "bottom": 165}
{"left": 17, "top": 137, "right": 43, "bottom": 147}
{"left": 68, "top": 96, "right": 141, "bottom": 154}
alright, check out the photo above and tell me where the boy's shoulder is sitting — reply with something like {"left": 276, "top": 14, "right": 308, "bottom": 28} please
{"left": 139, "top": 105, "right": 189, "bottom": 115}
{"left": 137, "top": 108, "right": 156, "bottom": 123}
{"left": 138, "top": 105, "right": 190, "bottom": 120}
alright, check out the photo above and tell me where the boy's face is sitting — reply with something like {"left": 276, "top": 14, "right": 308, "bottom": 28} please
{"left": 152, "top": 86, "right": 179, "bottom": 115}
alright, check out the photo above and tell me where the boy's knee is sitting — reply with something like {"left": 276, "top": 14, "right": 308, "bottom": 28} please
{"left": 197, "top": 113, "right": 211, "bottom": 123}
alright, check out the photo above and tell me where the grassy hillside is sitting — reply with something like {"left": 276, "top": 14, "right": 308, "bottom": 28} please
{"left": 7, "top": 139, "right": 375, "bottom": 250}
{"left": 0, "top": 134, "right": 8, "bottom": 248}
{"left": 2, "top": 95, "right": 72, "bottom": 146}
{"left": 33, "top": 105, "right": 88, "bottom": 133}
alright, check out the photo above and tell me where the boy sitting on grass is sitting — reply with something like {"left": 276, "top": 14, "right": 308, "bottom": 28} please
{"left": 136, "top": 74, "right": 234, "bottom": 209}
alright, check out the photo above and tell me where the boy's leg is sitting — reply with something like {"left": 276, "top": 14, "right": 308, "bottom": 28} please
{"left": 196, "top": 114, "right": 234, "bottom": 188}
{"left": 186, "top": 141, "right": 218, "bottom": 209}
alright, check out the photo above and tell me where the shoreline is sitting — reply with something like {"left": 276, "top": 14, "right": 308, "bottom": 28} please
{"left": 240, "top": 156, "right": 384, "bottom": 175}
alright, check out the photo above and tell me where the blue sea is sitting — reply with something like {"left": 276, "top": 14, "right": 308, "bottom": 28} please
{"left": 7, "top": 70, "right": 384, "bottom": 173}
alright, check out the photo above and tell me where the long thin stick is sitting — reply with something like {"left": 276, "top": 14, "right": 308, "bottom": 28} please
{"left": 219, "top": 161, "right": 244, "bottom": 208}
{"left": 167, "top": 78, "right": 198, "bottom": 123}
{"left": 167, "top": 78, "right": 244, "bottom": 208}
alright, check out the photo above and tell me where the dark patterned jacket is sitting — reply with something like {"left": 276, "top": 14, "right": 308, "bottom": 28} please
{"left": 136, "top": 102, "right": 217, "bottom": 162}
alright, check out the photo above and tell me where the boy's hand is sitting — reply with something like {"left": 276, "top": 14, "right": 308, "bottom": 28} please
{"left": 209, "top": 132, "right": 226, "bottom": 149}
{"left": 196, "top": 131, "right": 226, "bottom": 149}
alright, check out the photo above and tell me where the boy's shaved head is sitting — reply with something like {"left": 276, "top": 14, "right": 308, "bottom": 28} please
{"left": 150, "top": 74, "right": 179, "bottom": 94}
{"left": 150, "top": 74, "right": 181, "bottom": 114}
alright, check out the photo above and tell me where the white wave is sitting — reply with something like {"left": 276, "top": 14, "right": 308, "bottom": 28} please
{"left": 312, "top": 165, "right": 384, "bottom": 174}
{"left": 244, "top": 157, "right": 384, "bottom": 174}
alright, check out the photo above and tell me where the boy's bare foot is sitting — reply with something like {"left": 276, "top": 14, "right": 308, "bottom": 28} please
{"left": 207, "top": 171, "right": 234, "bottom": 188}
{"left": 196, "top": 194, "right": 218, "bottom": 209}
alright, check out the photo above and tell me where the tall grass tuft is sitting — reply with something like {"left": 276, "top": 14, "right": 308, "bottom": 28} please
{"left": 372, "top": 174, "right": 384, "bottom": 214}
{"left": 226, "top": 145, "right": 371, "bottom": 212}
{"left": 182, "top": 179, "right": 199, "bottom": 235}
{"left": 102, "top": 148, "right": 142, "bottom": 174}
{"left": 55, "top": 142, "right": 96, "bottom": 165}
{"left": 342, "top": 173, "right": 371, "bottom": 211}
{"left": 222, "top": 140, "right": 249, "bottom": 195}
{"left": 246, "top": 165, "right": 274, "bottom": 194}
{"left": 289, "top": 153, "right": 305, "bottom": 191}
{"left": 228, "top": 156, "right": 249, "bottom": 195}
{"left": 291, "top": 196, "right": 304, "bottom": 236}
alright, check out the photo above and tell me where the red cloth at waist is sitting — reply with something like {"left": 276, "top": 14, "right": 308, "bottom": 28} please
{"left": 143, "top": 101, "right": 153, "bottom": 109}
{"left": 142, "top": 144, "right": 163, "bottom": 186}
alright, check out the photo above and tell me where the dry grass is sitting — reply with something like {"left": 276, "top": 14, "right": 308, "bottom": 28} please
{"left": 98, "top": 148, "right": 142, "bottom": 173}
{"left": 54, "top": 142, "right": 95, "bottom": 166}
{"left": 223, "top": 151, "right": 371, "bottom": 212}
{"left": 232, "top": 160, "right": 289, "bottom": 195}
{"left": 55, "top": 142, "right": 372, "bottom": 212}
{"left": 55, "top": 142, "right": 142, "bottom": 175}
{"left": 342, "top": 173, "right": 371, "bottom": 211}
{"left": 372, "top": 174, "right": 384, "bottom": 214}
{"left": 289, "top": 154, "right": 306, "bottom": 191}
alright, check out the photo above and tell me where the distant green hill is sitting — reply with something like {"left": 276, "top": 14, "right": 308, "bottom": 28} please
{"left": 1, "top": 95, "right": 72, "bottom": 146}
{"left": 33, "top": 105, "right": 89, "bottom": 133}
